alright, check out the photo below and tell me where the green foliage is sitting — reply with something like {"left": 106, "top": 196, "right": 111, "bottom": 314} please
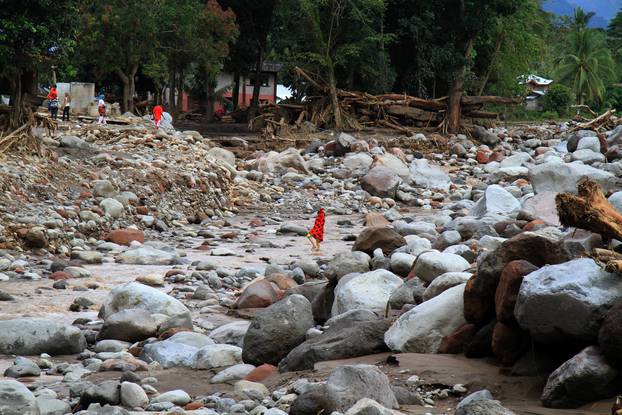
{"left": 608, "top": 10, "right": 622, "bottom": 78}
{"left": 541, "top": 84, "right": 573, "bottom": 114}
{"left": 271, "top": 0, "right": 392, "bottom": 94}
{"left": 0, "top": 0, "right": 79, "bottom": 78}
{"left": 604, "top": 86, "right": 622, "bottom": 110}
{"left": 555, "top": 8, "right": 616, "bottom": 105}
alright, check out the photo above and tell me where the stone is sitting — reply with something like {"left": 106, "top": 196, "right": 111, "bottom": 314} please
{"left": 94, "top": 340, "right": 131, "bottom": 353}
{"left": 152, "top": 390, "right": 191, "bottom": 406}
{"left": 211, "top": 364, "right": 256, "bottom": 383}
{"left": 491, "top": 321, "right": 528, "bottom": 366}
{"left": 541, "top": 346, "right": 620, "bottom": 408}
{"left": 236, "top": 279, "right": 279, "bottom": 309}
{"left": 388, "top": 279, "right": 424, "bottom": 309}
{"left": 80, "top": 380, "right": 121, "bottom": 406}
{"left": 24, "top": 227, "right": 48, "bottom": 249}
{"left": 599, "top": 299, "right": 622, "bottom": 368}
{"left": 36, "top": 397, "right": 72, "bottom": 415}
{"left": 60, "top": 134, "right": 91, "bottom": 149}
{"left": 209, "top": 321, "right": 251, "bottom": 347}
{"left": 576, "top": 136, "right": 602, "bottom": 152}
{"left": 71, "top": 250, "right": 103, "bottom": 264}
{"left": 522, "top": 192, "right": 560, "bottom": 226}
{"left": 279, "top": 314, "right": 390, "bottom": 372}
{"left": 515, "top": 258, "right": 622, "bottom": 343}
{"left": 433, "top": 230, "right": 462, "bottom": 250}
{"left": 326, "top": 252, "right": 371, "bottom": 282}
{"left": 456, "top": 399, "right": 516, "bottom": 415}
{"left": 409, "top": 159, "right": 451, "bottom": 191}
{"left": 99, "top": 282, "right": 190, "bottom": 323}
{"left": 389, "top": 252, "right": 415, "bottom": 277}
{"left": 361, "top": 166, "right": 401, "bottom": 198}
{"left": 136, "top": 274, "right": 164, "bottom": 287}
{"left": 245, "top": 364, "right": 278, "bottom": 382}
{"left": 332, "top": 270, "right": 403, "bottom": 317}
{"left": 608, "top": 191, "right": 622, "bottom": 214}
{"left": 92, "top": 179, "right": 116, "bottom": 198}
{"left": 242, "top": 295, "right": 314, "bottom": 366}
{"left": 344, "top": 398, "right": 393, "bottom": 415}
{"left": 343, "top": 153, "right": 373, "bottom": 175}
{"left": 141, "top": 340, "right": 197, "bottom": 368}
{"left": 167, "top": 331, "right": 214, "bottom": 348}
{"left": 374, "top": 154, "right": 410, "bottom": 180}
{"left": 98, "top": 309, "right": 158, "bottom": 342}
{"left": 423, "top": 272, "right": 471, "bottom": 301}
{"left": 324, "top": 365, "right": 398, "bottom": 412}
{"left": 194, "top": 344, "right": 243, "bottom": 369}
{"left": 105, "top": 229, "right": 145, "bottom": 246}
{"left": 412, "top": 251, "right": 470, "bottom": 283}
{"left": 529, "top": 161, "right": 618, "bottom": 194}
{"left": 120, "top": 381, "right": 148, "bottom": 408}
{"left": 470, "top": 185, "right": 521, "bottom": 218}
{"left": 353, "top": 227, "right": 406, "bottom": 256}
{"left": 4, "top": 358, "right": 41, "bottom": 378}
{"left": 207, "top": 147, "right": 236, "bottom": 167}
{"left": 0, "top": 318, "right": 86, "bottom": 355}
{"left": 234, "top": 380, "right": 270, "bottom": 400}
{"left": 385, "top": 283, "right": 466, "bottom": 353}
{"left": 116, "top": 245, "right": 178, "bottom": 265}
{"left": 100, "top": 198, "right": 124, "bottom": 218}
{"left": 494, "top": 260, "right": 538, "bottom": 322}
{"left": 572, "top": 149, "right": 606, "bottom": 164}
{"left": 464, "top": 231, "right": 570, "bottom": 325}
{"left": 0, "top": 380, "right": 39, "bottom": 415}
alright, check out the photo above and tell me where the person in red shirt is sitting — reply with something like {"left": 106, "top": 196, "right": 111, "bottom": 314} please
{"left": 153, "top": 104, "right": 164, "bottom": 130}
{"left": 47, "top": 85, "right": 59, "bottom": 119}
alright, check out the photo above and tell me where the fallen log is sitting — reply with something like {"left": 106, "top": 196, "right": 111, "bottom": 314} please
{"left": 556, "top": 178, "right": 622, "bottom": 242}
{"left": 570, "top": 109, "right": 617, "bottom": 132}
{"left": 461, "top": 96, "right": 522, "bottom": 106}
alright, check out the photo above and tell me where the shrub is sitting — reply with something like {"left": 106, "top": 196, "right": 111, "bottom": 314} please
{"left": 541, "top": 84, "right": 574, "bottom": 115}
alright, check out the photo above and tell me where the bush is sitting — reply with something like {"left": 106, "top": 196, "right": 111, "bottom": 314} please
{"left": 604, "top": 87, "right": 622, "bottom": 111}
{"left": 541, "top": 84, "right": 574, "bottom": 115}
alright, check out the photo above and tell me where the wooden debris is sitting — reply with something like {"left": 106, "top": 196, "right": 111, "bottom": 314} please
{"left": 253, "top": 67, "right": 521, "bottom": 135}
{"left": 570, "top": 109, "right": 618, "bottom": 133}
{"left": 556, "top": 178, "right": 622, "bottom": 243}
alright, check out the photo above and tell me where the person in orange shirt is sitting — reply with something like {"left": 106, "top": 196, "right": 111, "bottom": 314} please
{"left": 47, "top": 85, "right": 59, "bottom": 119}
{"left": 153, "top": 104, "right": 164, "bottom": 130}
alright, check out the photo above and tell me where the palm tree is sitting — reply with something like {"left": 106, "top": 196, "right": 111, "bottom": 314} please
{"left": 556, "top": 9, "right": 615, "bottom": 105}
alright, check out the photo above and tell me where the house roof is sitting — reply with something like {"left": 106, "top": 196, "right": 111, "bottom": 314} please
{"left": 520, "top": 74, "right": 553, "bottom": 86}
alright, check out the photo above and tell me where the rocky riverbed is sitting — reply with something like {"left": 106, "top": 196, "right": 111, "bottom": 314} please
{"left": 1, "top": 116, "right": 622, "bottom": 415}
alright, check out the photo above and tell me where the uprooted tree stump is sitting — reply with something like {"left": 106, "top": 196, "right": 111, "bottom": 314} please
{"left": 556, "top": 178, "right": 622, "bottom": 272}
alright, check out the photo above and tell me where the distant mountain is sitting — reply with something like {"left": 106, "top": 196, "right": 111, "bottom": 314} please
{"left": 542, "top": 0, "right": 622, "bottom": 28}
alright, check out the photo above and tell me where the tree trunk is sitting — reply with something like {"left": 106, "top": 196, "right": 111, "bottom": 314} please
{"left": 115, "top": 67, "right": 137, "bottom": 113}
{"left": 176, "top": 69, "right": 184, "bottom": 115}
{"left": 9, "top": 71, "right": 23, "bottom": 130}
{"left": 446, "top": 39, "right": 474, "bottom": 134}
{"left": 206, "top": 73, "right": 215, "bottom": 123}
{"left": 168, "top": 66, "right": 176, "bottom": 117}
{"left": 328, "top": 67, "right": 343, "bottom": 131}
{"left": 232, "top": 71, "right": 240, "bottom": 110}
{"left": 477, "top": 33, "right": 504, "bottom": 96}
{"left": 250, "top": 49, "right": 264, "bottom": 116}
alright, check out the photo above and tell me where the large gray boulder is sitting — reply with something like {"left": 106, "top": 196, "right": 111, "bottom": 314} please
{"left": 470, "top": 185, "right": 521, "bottom": 218}
{"left": 361, "top": 166, "right": 401, "bottom": 198}
{"left": 0, "top": 380, "right": 39, "bottom": 415}
{"left": 409, "top": 159, "right": 451, "bottom": 191}
{"left": 331, "top": 270, "right": 403, "bottom": 317}
{"left": 541, "top": 346, "right": 621, "bottom": 408}
{"left": 99, "top": 282, "right": 191, "bottom": 324}
{"left": 209, "top": 320, "right": 251, "bottom": 347}
{"left": 413, "top": 251, "right": 470, "bottom": 283}
{"left": 515, "top": 258, "right": 622, "bottom": 343}
{"left": 141, "top": 340, "right": 198, "bottom": 369}
{"left": 207, "top": 147, "right": 236, "bottom": 167}
{"left": 325, "top": 251, "right": 371, "bottom": 283}
{"left": 279, "top": 313, "right": 390, "bottom": 372}
{"left": 97, "top": 309, "right": 158, "bottom": 342}
{"left": 0, "top": 319, "right": 86, "bottom": 356}
{"left": 423, "top": 271, "right": 471, "bottom": 301}
{"left": 242, "top": 295, "right": 314, "bottom": 366}
{"left": 374, "top": 154, "right": 410, "bottom": 180}
{"left": 343, "top": 153, "right": 373, "bottom": 176}
{"left": 384, "top": 283, "right": 466, "bottom": 353}
{"left": 324, "top": 365, "right": 399, "bottom": 412}
{"left": 529, "top": 161, "right": 618, "bottom": 194}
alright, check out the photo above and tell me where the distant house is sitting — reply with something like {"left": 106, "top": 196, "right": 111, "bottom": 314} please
{"left": 520, "top": 75, "right": 554, "bottom": 110}
{"left": 216, "top": 61, "right": 283, "bottom": 109}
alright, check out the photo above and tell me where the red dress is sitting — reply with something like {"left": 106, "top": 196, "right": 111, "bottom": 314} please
{"left": 307, "top": 208, "right": 325, "bottom": 243}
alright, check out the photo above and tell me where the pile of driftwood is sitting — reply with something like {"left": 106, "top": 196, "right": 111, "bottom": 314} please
{"left": 252, "top": 67, "right": 521, "bottom": 136}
